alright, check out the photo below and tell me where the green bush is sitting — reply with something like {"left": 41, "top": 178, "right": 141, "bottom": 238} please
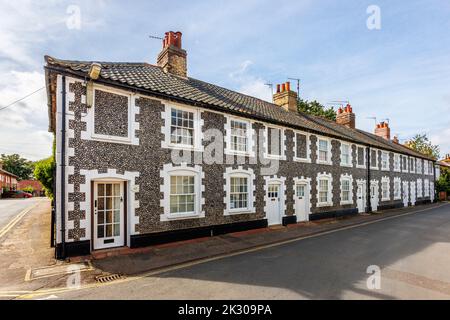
{"left": 22, "top": 185, "right": 35, "bottom": 194}
{"left": 34, "top": 157, "right": 55, "bottom": 199}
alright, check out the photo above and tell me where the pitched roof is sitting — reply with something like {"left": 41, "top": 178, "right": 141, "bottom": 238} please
{"left": 44, "top": 56, "right": 434, "bottom": 160}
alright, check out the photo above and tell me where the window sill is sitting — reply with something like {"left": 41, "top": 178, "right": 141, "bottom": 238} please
{"left": 164, "top": 143, "right": 203, "bottom": 152}
{"left": 264, "top": 154, "right": 286, "bottom": 161}
{"left": 340, "top": 200, "right": 353, "bottom": 205}
{"left": 91, "top": 134, "right": 132, "bottom": 145}
{"left": 381, "top": 198, "right": 390, "bottom": 202}
{"left": 161, "top": 212, "right": 204, "bottom": 221}
{"left": 316, "top": 202, "right": 333, "bottom": 208}
{"left": 370, "top": 166, "right": 378, "bottom": 170}
{"left": 317, "top": 160, "right": 332, "bottom": 166}
{"left": 225, "top": 208, "right": 256, "bottom": 216}
{"left": 294, "top": 157, "right": 311, "bottom": 163}
{"left": 340, "top": 163, "right": 353, "bottom": 168}
{"left": 356, "top": 165, "right": 366, "bottom": 169}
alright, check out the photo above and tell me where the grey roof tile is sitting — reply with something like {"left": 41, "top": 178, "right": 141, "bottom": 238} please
{"left": 44, "top": 56, "right": 433, "bottom": 160}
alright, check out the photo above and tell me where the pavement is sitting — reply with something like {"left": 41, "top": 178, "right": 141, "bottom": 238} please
{"left": 0, "top": 198, "right": 449, "bottom": 299}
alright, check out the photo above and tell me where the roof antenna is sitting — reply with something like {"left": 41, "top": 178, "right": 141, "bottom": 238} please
{"left": 265, "top": 83, "right": 273, "bottom": 100}
{"left": 148, "top": 35, "right": 164, "bottom": 40}
{"left": 381, "top": 118, "right": 390, "bottom": 124}
{"left": 367, "top": 116, "right": 377, "bottom": 127}
{"left": 287, "top": 77, "right": 300, "bottom": 99}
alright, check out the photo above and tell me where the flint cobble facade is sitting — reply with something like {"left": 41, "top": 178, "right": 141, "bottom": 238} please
{"left": 63, "top": 78, "right": 435, "bottom": 246}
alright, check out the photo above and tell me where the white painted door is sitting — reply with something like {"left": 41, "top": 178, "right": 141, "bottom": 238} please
{"left": 370, "top": 182, "right": 378, "bottom": 212}
{"left": 357, "top": 182, "right": 366, "bottom": 213}
{"left": 266, "top": 183, "right": 282, "bottom": 226}
{"left": 94, "top": 181, "right": 125, "bottom": 250}
{"left": 410, "top": 181, "right": 416, "bottom": 206}
{"left": 430, "top": 182, "right": 435, "bottom": 202}
{"left": 294, "top": 183, "right": 309, "bottom": 222}
{"left": 402, "top": 181, "right": 409, "bottom": 207}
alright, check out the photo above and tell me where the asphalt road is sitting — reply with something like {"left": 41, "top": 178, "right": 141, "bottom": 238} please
{"left": 0, "top": 198, "right": 41, "bottom": 237}
{"left": 50, "top": 203, "right": 450, "bottom": 299}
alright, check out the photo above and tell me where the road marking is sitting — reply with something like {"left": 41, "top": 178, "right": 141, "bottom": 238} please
{"left": 0, "top": 200, "right": 42, "bottom": 239}
{"left": 14, "top": 202, "right": 449, "bottom": 299}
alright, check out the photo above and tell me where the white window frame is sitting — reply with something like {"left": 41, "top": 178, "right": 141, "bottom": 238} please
{"left": 160, "top": 163, "right": 204, "bottom": 221}
{"left": 224, "top": 116, "right": 255, "bottom": 157}
{"left": 393, "top": 153, "right": 401, "bottom": 172}
{"left": 264, "top": 125, "right": 286, "bottom": 160}
{"left": 381, "top": 176, "right": 390, "bottom": 201}
{"left": 293, "top": 130, "right": 311, "bottom": 163}
{"left": 370, "top": 148, "right": 378, "bottom": 170}
{"left": 424, "top": 179, "right": 430, "bottom": 197}
{"left": 162, "top": 103, "right": 203, "bottom": 151}
{"left": 356, "top": 145, "right": 366, "bottom": 169}
{"left": 316, "top": 172, "right": 333, "bottom": 207}
{"left": 429, "top": 161, "right": 434, "bottom": 175}
{"left": 394, "top": 177, "right": 401, "bottom": 200}
{"left": 416, "top": 158, "right": 422, "bottom": 174}
{"left": 90, "top": 86, "right": 133, "bottom": 144}
{"left": 381, "top": 151, "right": 389, "bottom": 171}
{"left": 417, "top": 178, "right": 423, "bottom": 198}
{"left": 340, "top": 174, "right": 353, "bottom": 205}
{"left": 224, "top": 167, "right": 256, "bottom": 215}
{"left": 410, "top": 157, "right": 415, "bottom": 173}
{"left": 402, "top": 155, "right": 409, "bottom": 173}
{"left": 340, "top": 142, "right": 352, "bottom": 167}
{"left": 317, "top": 136, "right": 332, "bottom": 165}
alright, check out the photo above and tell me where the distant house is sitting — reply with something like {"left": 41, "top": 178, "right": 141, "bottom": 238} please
{"left": 18, "top": 180, "right": 45, "bottom": 197}
{"left": 436, "top": 154, "right": 450, "bottom": 179}
{"left": 0, "top": 162, "right": 18, "bottom": 196}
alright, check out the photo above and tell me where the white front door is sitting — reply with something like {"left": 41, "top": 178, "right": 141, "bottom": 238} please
{"left": 357, "top": 182, "right": 366, "bottom": 213}
{"left": 266, "top": 183, "right": 282, "bottom": 226}
{"left": 93, "top": 181, "right": 125, "bottom": 250}
{"left": 294, "top": 183, "right": 309, "bottom": 222}
{"left": 370, "top": 182, "right": 378, "bottom": 212}
{"left": 402, "top": 181, "right": 409, "bottom": 207}
{"left": 430, "top": 182, "right": 435, "bottom": 202}
{"left": 410, "top": 181, "right": 416, "bottom": 206}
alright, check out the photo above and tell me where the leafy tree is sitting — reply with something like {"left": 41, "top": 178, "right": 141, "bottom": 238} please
{"left": 34, "top": 157, "right": 55, "bottom": 199}
{"left": 405, "top": 134, "right": 440, "bottom": 159}
{"left": 297, "top": 99, "right": 336, "bottom": 121}
{"left": 33, "top": 136, "right": 56, "bottom": 199}
{"left": 436, "top": 169, "right": 450, "bottom": 193}
{"left": 22, "top": 185, "right": 35, "bottom": 194}
{"left": 0, "top": 154, "right": 34, "bottom": 180}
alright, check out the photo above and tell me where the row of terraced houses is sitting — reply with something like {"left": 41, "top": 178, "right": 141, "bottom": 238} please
{"left": 45, "top": 31, "right": 436, "bottom": 259}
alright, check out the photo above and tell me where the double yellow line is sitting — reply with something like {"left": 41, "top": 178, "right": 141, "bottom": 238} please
{"left": 0, "top": 200, "right": 41, "bottom": 239}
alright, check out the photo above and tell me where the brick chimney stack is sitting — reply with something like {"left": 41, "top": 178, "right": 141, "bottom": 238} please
{"left": 392, "top": 135, "right": 399, "bottom": 144}
{"left": 336, "top": 103, "right": 356, "bottom": 129}
{"left": 273, "top": 81, "right": 298, "bottom": 112}
{"left": 375, "top": 121, "right": 391, "bottom": 140}
{"left": 157, "top": 31, "right": 187, "bottom": 78}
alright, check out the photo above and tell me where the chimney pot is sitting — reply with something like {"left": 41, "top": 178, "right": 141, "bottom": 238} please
{"left": 281, "top": 83, "right": 286, "bottom": 92}
{"left": 286, "top": 81, "right": 291, "bottom": 92}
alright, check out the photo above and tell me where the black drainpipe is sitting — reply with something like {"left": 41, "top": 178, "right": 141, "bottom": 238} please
{"left": 366, "top": 146, "right": 372, "bottom": 213}
{"left": 60, "top": 75, "right": 67, "bottom": 259}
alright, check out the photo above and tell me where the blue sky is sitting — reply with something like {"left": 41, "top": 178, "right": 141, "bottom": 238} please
{"left": 0, "top": 0, "right": 449, "bottom": 160}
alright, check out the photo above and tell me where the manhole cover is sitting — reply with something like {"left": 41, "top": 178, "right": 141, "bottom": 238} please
{"left": 26, "top": 261, "right": 93, "bottom": 281}
{"left": 95, "top": 273, "right": 124, "bottom": 283}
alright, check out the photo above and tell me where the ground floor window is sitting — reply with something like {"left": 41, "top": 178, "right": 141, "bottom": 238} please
{"left": 381, "top": 177, "right": 390, "bottom": 201}
{"left": 170, "top": 176, "right": 195, "bottom": 214}
{"left": 417, "top": 179, "right": 422, "bottom": 198}
{"left": 230, "top": 177, "right": 248, "bottom": 210}
{"left": 224, "top": 167, "right": 255, "bottom": 214}
{"left": 317, "top": 173, "right": 333, "bottom": 207}
{"left": 394, "top": 178, "right": 401, "bottom": 200}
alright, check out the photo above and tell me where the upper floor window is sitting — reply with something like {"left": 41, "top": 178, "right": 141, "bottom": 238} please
{"left": 340, "top": 143, "right": 351, "bottom": 167}
{"left": 162, "top": 104, "right": 203, "bottom": 151}
{"left": 424, "top": 160, "right": 429, "bottom": 175}
{"left": 370, "top": 149, "right": 378, "bottom": 169}
{"left": 402, "top": 156, "right": 408, "bottom": 172}
{"left": 230, "top": 120, "right": 248, "bottom": 153}
{"left": 410, "top": 157, "right": 415, "bottom": 173}
{"left": 417, "top": 159, "right": 422, "bottom": 174}
{"left": 265, "top": 127, "right": 284, "bottom": 159}
{"left": 394, "top": 154, "right": 400, "bottom": 171}
{"left": 294, "top": 132, "right": 310, "bottom": 162}
{"left": 318, "top": 138, "right": 331, "bottom": 164}
{"left": 356, "top": 146, "right": 366, "bottom": 168}
{"left": 171, "top": 108, "right": 194, "bottom": 146}
{"left": 381, "top": 152, "right": 389, "bottom": 170}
